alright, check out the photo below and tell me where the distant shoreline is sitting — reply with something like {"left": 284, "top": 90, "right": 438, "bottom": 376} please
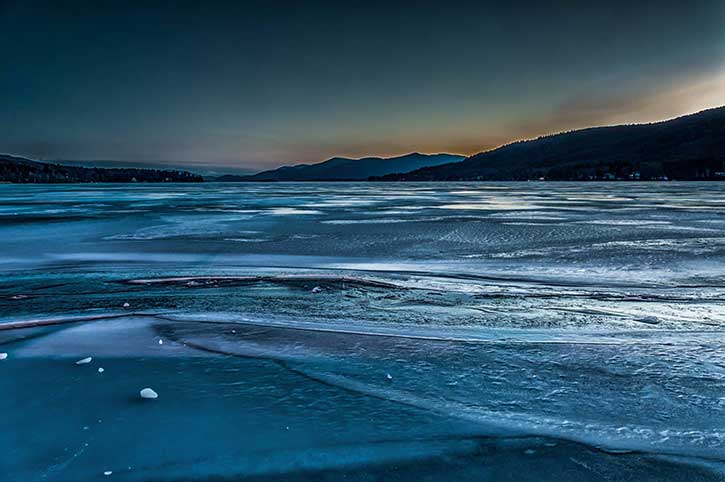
{"left": 5, "top": 179, "right": 724, "bottom": 185}
{"left": 206, "top": 179, "right": 718, "bottom": 183}
{"left": 0, "top": 154, "right": 203, "bottom": 184}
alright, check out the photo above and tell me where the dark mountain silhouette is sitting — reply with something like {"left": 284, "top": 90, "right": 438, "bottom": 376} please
{"left": 0, "top": 155, "right": 203, "bottom": 183}
{"left": 216, "top": 152, "right": 464, "bottom": 181}
{"left": 374, "top": 107, "right": 725, "bottom": 181}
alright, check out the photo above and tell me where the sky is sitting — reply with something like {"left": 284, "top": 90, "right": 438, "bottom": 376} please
{"left": 1, "top": 0, "right": 725, "bottom": 174}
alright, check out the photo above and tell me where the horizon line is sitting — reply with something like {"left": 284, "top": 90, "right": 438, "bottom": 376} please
{"left": 4, "top": 103, "right": 724, "bottom": 175}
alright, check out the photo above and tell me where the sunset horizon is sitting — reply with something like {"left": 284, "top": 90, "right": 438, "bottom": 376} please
{"left": 3, "top": 2, "right": 725, "bottom": 481}
{"left": 2, "top": 1, "right": 724, "bottom": 171}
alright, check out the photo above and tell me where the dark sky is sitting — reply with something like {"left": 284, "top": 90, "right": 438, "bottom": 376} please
{"left": 1, "top": 0, "right": 724, "bottom": 173}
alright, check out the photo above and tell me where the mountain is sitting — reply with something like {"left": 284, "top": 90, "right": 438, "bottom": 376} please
{"left": 0, "top": 155, "right": 203, "bottom": 183}
{"left": 215, "top": 153, "right": 464, "bottom": 181}
{"left": 374, "top": 107, "right": 725, "bottom": 181}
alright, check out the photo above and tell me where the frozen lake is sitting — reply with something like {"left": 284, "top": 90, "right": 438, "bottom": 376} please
{"left": 1, "top": 182, "right": 724, "bottom": 481}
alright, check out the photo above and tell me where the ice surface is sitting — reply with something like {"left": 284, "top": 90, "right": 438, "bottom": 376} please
{"left": 1, "top": 182, "right": 725, "bottom": 481}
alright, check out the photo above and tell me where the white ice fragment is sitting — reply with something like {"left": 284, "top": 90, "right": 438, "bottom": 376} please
{"left": 386, "top": 373, "right": 393, "bottom": 381}
{"left": 75, "top": 357, "right": 92, "bottom": 365}
{"left": 311, "top": 286, "right": 322, "bottom": 293}
{"left": 98, "top": 367, "right": 105, "bottom": 373}
{"left": 158, "top": 339, "right": 163, "bottom": 345}
{"left": 0, "top": 353, "right": 7, "bottom": 360}
{"left": 140, "top": 387, "right": 158, "bottom": 399}
{"left": 122, "top": 302, "right": 130, "bottom": 308}
{"left": 104, "top": 470, "right": 113, "bottom": 476}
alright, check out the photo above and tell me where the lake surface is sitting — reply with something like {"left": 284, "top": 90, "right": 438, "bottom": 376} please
{"left": 1, "top": 182, "right": 724, "bottom": 481}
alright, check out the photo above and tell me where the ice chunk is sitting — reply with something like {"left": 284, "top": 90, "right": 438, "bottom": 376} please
{"left": 122, "top": 302, "right": 130, "bottom": 308}
{"left": 311, "top": 286, "right": 322, "bottom": 293}
{"left": 0, "top": 353, "right": 7, "bottom": 360}
{"left": 103, "top": 471, "right": 112, "bottom": 476}
{"left": 75, "top": 357, "right": 92, "bottom": 365}
{"left": 140, "top": 387, "right": 158, "bottom": 399}
{"left": 158, "top": 339, "right": 163, "bottom": 345}
{"left": 98, "top": 367, "right": 105, "bottom": 373}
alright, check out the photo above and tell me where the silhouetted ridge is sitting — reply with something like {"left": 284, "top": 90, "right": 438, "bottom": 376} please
{"left": 217, "top": 152, "right": 464, "bottom": 181}
{"left": 0, "top": 155, "right": 203, "bottom": 183}
{"left": 374, "top": 106, "right": 725, "bottom": 181}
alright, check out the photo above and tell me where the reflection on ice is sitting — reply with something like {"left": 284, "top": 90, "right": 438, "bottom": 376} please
{"left": 1, "top": 182, "right": 725, "bottom": 481}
